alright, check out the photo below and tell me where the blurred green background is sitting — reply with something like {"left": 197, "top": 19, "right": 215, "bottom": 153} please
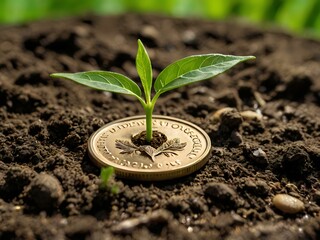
{"left": 0, "top": 0, "right": 319, "bottom": 37}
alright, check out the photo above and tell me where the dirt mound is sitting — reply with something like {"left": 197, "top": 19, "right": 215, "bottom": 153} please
{"left": 0, "top": 14, "right": 319, "bottom": 240}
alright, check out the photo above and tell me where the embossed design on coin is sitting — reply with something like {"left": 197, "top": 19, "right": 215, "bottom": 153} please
{"left": 115, "top": 138, "right": 187, "bottom": 162}
{"left": 88, "top": 115, "right": 211, "bottom": 181}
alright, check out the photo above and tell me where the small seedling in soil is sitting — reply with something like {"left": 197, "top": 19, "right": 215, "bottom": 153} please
{"left": 51, "top": 40, "right": 255, "bottom": 143}
{"left": 99, "top": 167, "right": 119, "bottom": 194}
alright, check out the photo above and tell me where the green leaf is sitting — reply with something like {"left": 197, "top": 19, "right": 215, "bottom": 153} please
{"left": 154, "top": 54, "right": 255, "bottom": 94}
{"left": 50, "top": 71, "right": 142, "bottom": 99}
{"left": 136, "top": 39, "right": 152, "bottom": 101}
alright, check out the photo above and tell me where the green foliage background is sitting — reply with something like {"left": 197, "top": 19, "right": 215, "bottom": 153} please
{"left": 0, "top": 0, "right": 319, "bottom": 37}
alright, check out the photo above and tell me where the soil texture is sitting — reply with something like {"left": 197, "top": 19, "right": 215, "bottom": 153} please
{"left": 131, "top": 131, "right": 168, "bottom": 149}
{"left": 0, "top": 14, "right": 320, "bottom": 240}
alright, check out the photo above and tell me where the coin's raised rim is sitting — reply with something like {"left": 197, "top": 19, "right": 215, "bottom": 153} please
{"left": 88, "top": 115, "right": 211, "bottom": 181}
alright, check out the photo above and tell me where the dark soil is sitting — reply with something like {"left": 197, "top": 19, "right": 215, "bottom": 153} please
{"left": 0, "top": 14, "right": 320, "bottom": 240}
{"left": 131, "top": 131, "right": 167, "bottom": 148}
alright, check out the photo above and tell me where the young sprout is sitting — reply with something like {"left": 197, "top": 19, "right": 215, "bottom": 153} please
{"left": 99, "top": 167, "right": 119, "bottom": 194}
{"left": 51, "top": 40, "right": 255, "bottom": 142}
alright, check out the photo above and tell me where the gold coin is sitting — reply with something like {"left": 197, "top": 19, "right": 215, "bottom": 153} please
{"left": 88, "top": 115, "right": 211, "bottom": 181}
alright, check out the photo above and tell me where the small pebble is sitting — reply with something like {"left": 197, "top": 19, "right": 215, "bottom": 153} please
{"left": 219, "top": 110, "right": 243, "bottom": 132}
{"left": 212, "top": 107, "right": 235, "bottom": 122}
{"left": 240, "top": 110, "right": 263, "bottom": 121}
{"left": 273, "top": 194, "right": 304, "bottom": 214}
{"left": 27, "top": 173, "right": 64, "bottom": 211}
{"left": 255, "top": 180, "right": 270, "bottom": 195}
{"left": 182, "top": 30, "right": 196, "bottom": 44}
{"left": 74, "top": 25, "right": 90, "bottom": 37}
{"left": 253, "top": 148, "right": 266, "bottom": 158}
{"left": 141, "top": 25, "right": 159, "bottom": 39}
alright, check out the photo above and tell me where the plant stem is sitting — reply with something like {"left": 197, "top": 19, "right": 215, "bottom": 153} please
{"left": 140, "top": 92, "right": 161, "bottom": 143}
{"left": 145, "top": 103, "right": 154, "bottom": 142}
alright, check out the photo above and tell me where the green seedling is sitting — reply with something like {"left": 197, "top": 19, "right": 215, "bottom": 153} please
{"left": 51, "top": 40, "right": 255, "bottom": 142}
{"left": 99, "top": 167, "right": 119, "bottom": 194}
